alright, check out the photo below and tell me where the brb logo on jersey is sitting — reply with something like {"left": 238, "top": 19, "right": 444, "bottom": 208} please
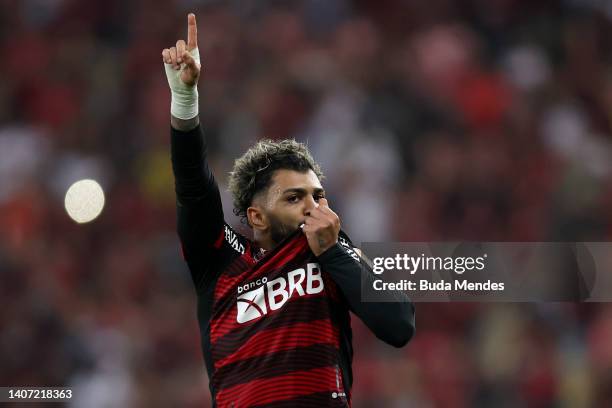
{"left": 236, "top": 263, "right": 324, "bottom": 324}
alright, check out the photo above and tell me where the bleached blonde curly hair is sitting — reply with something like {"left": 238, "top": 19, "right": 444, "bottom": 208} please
{"left": 228, "top": 139, "right": 323, "bottom": 225}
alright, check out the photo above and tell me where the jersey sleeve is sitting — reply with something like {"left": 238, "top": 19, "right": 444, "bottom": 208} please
{"left": 317, "top": 231, "right": 416, "bottom": 348}
{"left": 171, "top": 124, "right": 226, "bottom": 292}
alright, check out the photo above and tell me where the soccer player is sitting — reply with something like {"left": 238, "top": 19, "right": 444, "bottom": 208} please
{"left": 163, "top": 13, "right": 415, "bottom": 407}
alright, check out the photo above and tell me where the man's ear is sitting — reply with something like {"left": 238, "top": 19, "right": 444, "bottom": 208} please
{"left": 247, "top": 205, "right": 268, "bottom": 231}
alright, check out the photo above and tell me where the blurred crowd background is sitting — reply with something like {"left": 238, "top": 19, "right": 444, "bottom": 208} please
{"left": 2, "top": 0, "right": 612, "bottom": 406}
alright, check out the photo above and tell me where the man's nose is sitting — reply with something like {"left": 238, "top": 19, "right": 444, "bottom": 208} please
{"left": 303, "top": 195, "right": 318, "bottom": 216}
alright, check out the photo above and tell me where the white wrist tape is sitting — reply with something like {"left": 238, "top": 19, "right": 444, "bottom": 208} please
{"left": 164, "top": 48, "right": 200, "bottom": 120}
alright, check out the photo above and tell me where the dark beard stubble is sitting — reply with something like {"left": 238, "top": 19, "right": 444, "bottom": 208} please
{"left": 267, "top": 213, "right": 300, "bottom": 247}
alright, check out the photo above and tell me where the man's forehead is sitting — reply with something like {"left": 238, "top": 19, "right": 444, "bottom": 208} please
{"left": 270, "top": 169, "right": 322, "bottom": 191}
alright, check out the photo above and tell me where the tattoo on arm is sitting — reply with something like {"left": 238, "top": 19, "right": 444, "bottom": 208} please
{"left": 171, "top": 115, "right": 200, "bottom": 132}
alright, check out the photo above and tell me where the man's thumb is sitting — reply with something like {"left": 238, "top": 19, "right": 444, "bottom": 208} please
{"left": 182, "top": 50, "right": 200, "bottom": 70}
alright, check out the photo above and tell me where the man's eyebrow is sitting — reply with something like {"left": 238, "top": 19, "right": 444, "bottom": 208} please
{"left": 281, "top": 187, "right": 325, "bottom": 195}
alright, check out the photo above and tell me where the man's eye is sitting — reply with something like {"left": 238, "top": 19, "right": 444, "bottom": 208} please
{"left": 287, "top": 195, "right": 299, "bottom": 203}
{"left": 314, "top": 194, "right": 325, "bottom": 202}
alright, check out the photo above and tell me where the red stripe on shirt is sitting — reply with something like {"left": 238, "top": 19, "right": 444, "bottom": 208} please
{"left": 214, "top": 319, "right": 339, "bottom": 370}
{"left": 213, "top": 227, "right": 225, "bottom": 249}
{"left": 215, "top": 366, "right": 341, "bottom": 407}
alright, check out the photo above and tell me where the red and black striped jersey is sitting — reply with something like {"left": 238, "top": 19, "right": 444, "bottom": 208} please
{"left": 171, "top": 124, "right": 415, "bottom": 407}
{"left": 208, "top": 224, "right": 352, "bottom": 407}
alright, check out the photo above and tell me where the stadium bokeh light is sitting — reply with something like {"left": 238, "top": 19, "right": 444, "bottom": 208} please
{"left": 64, "top": 179, "right": 105, "bottom": 223}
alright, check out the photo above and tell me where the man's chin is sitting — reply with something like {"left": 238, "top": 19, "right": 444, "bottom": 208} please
{"left": 269, "top": 222, "right": 302, "bottom": 246}
{"left": 286, "top": 224, "right": 303, "bottom": 238}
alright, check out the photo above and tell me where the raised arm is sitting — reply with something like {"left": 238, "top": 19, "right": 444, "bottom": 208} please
{"left": 163, "top": 13, "right": 201, "bottom": 131}
{"left": 162, "top": 14, "right": 224, "bottom": 291}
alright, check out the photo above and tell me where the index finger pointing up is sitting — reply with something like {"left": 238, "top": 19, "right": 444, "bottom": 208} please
{"left": 187, "top": 13, "right": 197, "bottom": 50}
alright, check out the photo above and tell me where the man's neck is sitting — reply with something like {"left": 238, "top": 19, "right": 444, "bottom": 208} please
{"left": 253, "top": 230, "right": 275, "bottom": 252}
